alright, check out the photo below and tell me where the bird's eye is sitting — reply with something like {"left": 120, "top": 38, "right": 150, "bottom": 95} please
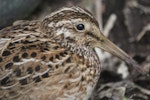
{"left": 76, "top": 24, "right": 85, "bottom": 31}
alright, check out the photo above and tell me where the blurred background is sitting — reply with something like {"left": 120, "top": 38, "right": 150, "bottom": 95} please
{"left": 0, "top": 0, "right": 150, "bottom": 100}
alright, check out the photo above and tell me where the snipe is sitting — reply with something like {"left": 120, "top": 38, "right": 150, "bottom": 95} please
{"left": 0, "top": 7, "right": 145, "bottom": 100}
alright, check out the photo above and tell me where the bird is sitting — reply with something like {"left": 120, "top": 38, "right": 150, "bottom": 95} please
{"left": 0, "top": 6, "right": 145, "bottom": 100}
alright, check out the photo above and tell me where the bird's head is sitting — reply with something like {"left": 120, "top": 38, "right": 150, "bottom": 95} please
{"left": 41, "top": 7, "right": 145, "bottom": 74}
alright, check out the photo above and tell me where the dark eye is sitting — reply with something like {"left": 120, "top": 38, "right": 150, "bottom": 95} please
{"left": 76, "top": 24, "right": 85, "bottom": 30}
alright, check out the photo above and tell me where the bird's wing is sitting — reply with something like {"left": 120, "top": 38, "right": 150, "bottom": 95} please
{"left": 0, "top": 38, "right": 11, "bottom": 55}
{"left": 0, "top": 22, "right": 71, "bottom": 99}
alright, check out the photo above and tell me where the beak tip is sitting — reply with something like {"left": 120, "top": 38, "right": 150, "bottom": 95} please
{"left": 127, "top": 58, "right": 147, "bottom": 75}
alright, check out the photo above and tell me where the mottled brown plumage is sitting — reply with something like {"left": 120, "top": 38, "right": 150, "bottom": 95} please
{"left": 0, "top": 7, "right": 145, "bottom": 100}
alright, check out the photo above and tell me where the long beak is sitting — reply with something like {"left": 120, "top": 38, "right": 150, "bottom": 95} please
{"left": 96, "top": 33, "right": 146, "bottom": 75}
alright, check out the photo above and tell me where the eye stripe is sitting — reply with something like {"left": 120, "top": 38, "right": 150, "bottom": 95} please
{"left": 86, "top": 32, "right": 99, "bottom": 40}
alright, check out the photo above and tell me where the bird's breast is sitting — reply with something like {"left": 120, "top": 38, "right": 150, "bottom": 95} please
{"left": 24, "top": 52, "right": 101, "bottom": 100}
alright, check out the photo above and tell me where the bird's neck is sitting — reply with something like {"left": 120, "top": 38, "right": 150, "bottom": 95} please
{"left": 61, "top": 40, "right": 93, "bottom": 58}
{"left": 61, "top": 39, "right": 100, "bottom": 67}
